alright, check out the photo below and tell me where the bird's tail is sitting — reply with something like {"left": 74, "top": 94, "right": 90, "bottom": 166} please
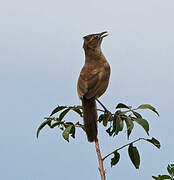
{"left": 82, "top": 97, "right": 97, "bottom": 142}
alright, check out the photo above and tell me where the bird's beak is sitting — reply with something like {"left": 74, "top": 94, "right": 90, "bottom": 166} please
{"left": 100, "top": 31, "right": 109, "bottom": 38}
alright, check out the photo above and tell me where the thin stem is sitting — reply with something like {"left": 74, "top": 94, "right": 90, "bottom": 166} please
{"left": 97, "top": 109, "right": 105, "bottom": 113}
{"left": 95, "top": 139, "right": 105, "bottom": 180}
{"left": 74, "top": 124, "right": 86, "bottom": 131}
{"left": 96, "top": 99, "right": 109, "bottom": 113}
{"left": 102, "top": 138, "right": 146, "bottom": 161}
{"left": 121, "top": 108, "right": 138, "bottom": 114}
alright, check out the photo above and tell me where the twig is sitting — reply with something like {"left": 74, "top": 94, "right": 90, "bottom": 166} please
{"left": 102, "top": 138, "right": 146, "bottom": 161}
{"left": 97, "top": 109, "right": 105, "bottom": 113}
{"left": 95, "top": 139, "right": 105, "bottom": 180}
{"left": 75, "top": 124, "right": 86, "bottom": 132}
{"left": 96, "top": 99, "right": 109, "bottom": 113}
{"left": 44, "top": 117, "right": 86, "bottom": 131}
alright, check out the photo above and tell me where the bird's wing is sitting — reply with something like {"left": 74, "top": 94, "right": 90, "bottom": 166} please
{"left": 77, "top": 66, "right": 106, "bottom": 99}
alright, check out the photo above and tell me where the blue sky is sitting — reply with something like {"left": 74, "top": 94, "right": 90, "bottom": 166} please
{"left": 1, "top": 0, "right": 174, "bottom": 179}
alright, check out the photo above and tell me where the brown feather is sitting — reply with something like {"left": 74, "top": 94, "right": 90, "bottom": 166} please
{"left": 82, "top": 97, "right": 97, "bottom": 142}
{"left": 77, "top": 32, "right": 110, "bottom": 142}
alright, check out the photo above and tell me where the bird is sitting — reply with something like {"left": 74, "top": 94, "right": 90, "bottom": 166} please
{"left": 77, "top": 31, "right": 111, "bottom": 142}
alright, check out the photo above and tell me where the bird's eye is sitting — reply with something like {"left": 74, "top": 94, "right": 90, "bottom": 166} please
{"left": 93, "top": 35, "right": 99, "bottom": 39}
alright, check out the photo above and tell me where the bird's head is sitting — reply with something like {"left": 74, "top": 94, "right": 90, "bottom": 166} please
{"left": 83, "top": 31, "right": 108, "bottom": 54}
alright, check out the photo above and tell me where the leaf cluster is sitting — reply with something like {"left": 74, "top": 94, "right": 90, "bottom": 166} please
{"left": 108, "top": 137, "right": 160, "bottom": 169}
{"left": 98, "top": 103, "right": 160, "bottom": 169}
{"left": 99, "top": 103, "right": 159, "bottom": 139}
{"left": 36, "top": 102, "right": 160, "bottom": 169}
{"left": 36, "top": 105, "right": 84, "bottom": 142}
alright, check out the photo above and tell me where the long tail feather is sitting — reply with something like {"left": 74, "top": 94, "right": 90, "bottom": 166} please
{"left": 82, "top": 97, "right": 97, "bottom": 142}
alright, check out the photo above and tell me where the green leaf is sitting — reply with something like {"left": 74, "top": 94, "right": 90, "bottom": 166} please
{"left": 112, "top": 115, "right": 117, "bottom": 133}
{"left": 106, "top": 127, "right": 113, "bottom": 136}
{"left": 152, "top": 176, "right": 159, "bottom": 180}
{"left": 64, "top": 122, "right": 74, "bottom": 128}
{"left": 125, "top": 118, "right": 134, "bottom": 139}
{"left": 161, "top": 175, "right": 172, "bottom": 180}
{"left": 50, "top": 106, "right": 67, "bottom": 116}
{"left": 134, "top": 118, "right": 149, "bottom": 135}
{"left": 70, "top": 125, "right": 76, "bottom": 138}
{"left": 72, "top": 108, "right": 82, "bottom": 117}
{"left": 116, "top": 103, "right": 129, "bottom": 109}
{"left": 60, "top": 127, "right": 64, "bottom": 131}
{"left": 159, "top": 175, "right": 172, "bottom": 180}
{"left": 118, "top": 117, "right": 124, "bottom": 131}
{"left": 65, "top": 122, "right": 74, "bottom": 125}
{"left": 137, "top": 104, "right": 159, "bottom": 116}
{"left": 98, "top": 114, "right": 105, "bottom": 122}
{"left": 111, "top": 151, "right": 120, "bottom": 167}
{"left": 113, "top": 116, "right": 123, "bottom": 135}
{"left": 72, "top": 106, "right": 83, "bottom": 117}
{"left": 59, "top": 109, "right": 70, "bottom": 121}
{"left": 128, "top": 144, "right": 140, "bottom": 169}
{"left": 103, "top": 117, "right": 108, "bottom": 127}
{"left": 132, "top": 111, "right": 142, "bottom": 118}
{"left": 146, "top": 137, "right": 161, "bottom": 149}
{"left": 50, "top": 122, "right": 61, "bottom": 128}
{"left": 106, "top": 112, "right": 113, "bottom": 121}
{"left": 167, "top": 164, "right": 174, "bottom": 177}
{"left": 62, "top": 125, "right": 73, "bottom": 142}
{"left": 36, "top": 120, "right": 51, "bottom": 138}
{"left": 99, "top": 112, "right": 112, "bottom": 126}
{"left": 152, "top": 175, "right": 171, "bottom": 180}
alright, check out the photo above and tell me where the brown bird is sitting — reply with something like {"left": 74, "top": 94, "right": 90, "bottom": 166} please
{"left": 77, "top": 31, "right": 111, "bottom": 142}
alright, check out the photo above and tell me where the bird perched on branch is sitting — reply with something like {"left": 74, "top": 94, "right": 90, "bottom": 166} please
{"left": 77, "top": 31, "right": 111, "bottom": 142}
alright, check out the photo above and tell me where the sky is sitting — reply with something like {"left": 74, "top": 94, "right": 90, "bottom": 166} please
{"left": 0, "top": 0, "right": 174, "bottom": 179}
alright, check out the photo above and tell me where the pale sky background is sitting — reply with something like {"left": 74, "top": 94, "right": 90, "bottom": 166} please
{"left": 0, "top": 0, "right": 174, "bottom": 179}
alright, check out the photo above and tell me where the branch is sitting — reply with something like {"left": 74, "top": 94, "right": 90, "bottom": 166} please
{"left": 96, "top": 99, "right": 110, "bottom": 113}
{"left": 102, "top": 138, "right": 146, "bottom": 161}
{"left": 75, "top": 124, "right": 85, "bottom": 131}
{"left": 95, "top": 139, "right": 106, "bottom": 180}
{"left": 97, "top": 109, "right": 105, "bottom": 113}
{"left": 44, "top": 117, "right": 86, "bottom": 131}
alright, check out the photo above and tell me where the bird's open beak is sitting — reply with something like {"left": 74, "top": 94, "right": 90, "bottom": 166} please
{"left": 100, "top": 31, "right": 109, "bottom": 38}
